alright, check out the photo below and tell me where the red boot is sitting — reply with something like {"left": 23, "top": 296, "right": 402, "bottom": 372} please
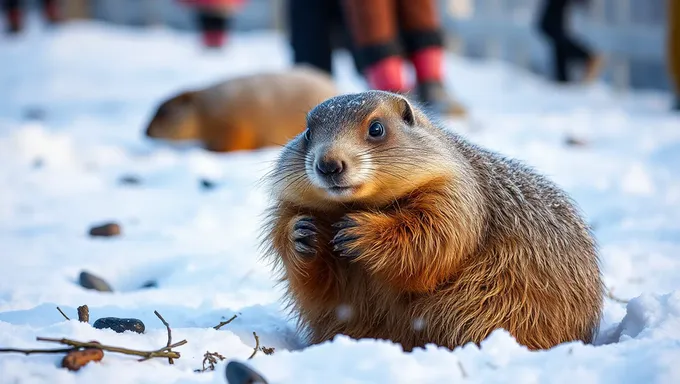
{"left": 410, "top": 47, "right": 466, "bottom": 117}
{"left": 364, "top": 56, "right": 409, "bottom": 94}
{"left": 202, "top": 29, "right": 226, "bottom": 48}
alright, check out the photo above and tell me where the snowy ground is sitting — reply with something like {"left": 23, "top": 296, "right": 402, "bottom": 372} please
{"left": 1, "top": 17, "right": 680, "bottom": 384}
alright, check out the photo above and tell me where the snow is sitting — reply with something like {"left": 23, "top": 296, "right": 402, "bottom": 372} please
{"left": 1, "top": 17, "right": 680, "bottom": 384}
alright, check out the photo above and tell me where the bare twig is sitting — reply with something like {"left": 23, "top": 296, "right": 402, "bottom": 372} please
{"left": 35, "top": 337, "right": 186, "bottom": 361}
{"left": 154, "top": 310, "right": 174, "bottom": 365}
{"left": 0, "top": 347, "right": 76, "bottom": 355}
{"left": 56, "top": 307, "right": 70, "bottom": 321}
{"left": 457, "top": 361, "right": 468, "bottom": 378}
{"left": 606, "top": 288, "right": 629, "bottom": 304}
{"left": 77, "top": 305, "right": 89, "bottom": 323}
{"left": 248, "top": 332, "right": 260, "bottom": 360}
{"left": 213, "top": 314, "right": 237, "bottom": 330}
{"left": 194, "top": 351, "right": 226, "bottom": 372}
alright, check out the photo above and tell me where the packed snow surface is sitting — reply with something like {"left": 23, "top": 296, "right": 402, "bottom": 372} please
{"left": 1, "top": 19, "right": 680, "bottom": 384}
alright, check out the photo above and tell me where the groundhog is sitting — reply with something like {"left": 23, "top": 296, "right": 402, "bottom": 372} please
{"left": 260, "top": 90, "right": 604, "bottom": 352}
{"left": 144, "top": 66, "right": 339, "bottom": 153}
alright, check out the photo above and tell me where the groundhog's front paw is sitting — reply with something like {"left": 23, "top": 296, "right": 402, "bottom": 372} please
{"left": 331, "top": 215, "right": 361, "bottom": 259}
{"left": 291, "top": 216, "right": 318, "bottom": 256}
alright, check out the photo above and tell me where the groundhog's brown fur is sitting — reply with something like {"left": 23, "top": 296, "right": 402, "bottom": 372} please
{"left": 144, "top": 66, "right": 339, "bottom": 153}
{"left": 260, "top": 90, "right": 604, "bottom": 352}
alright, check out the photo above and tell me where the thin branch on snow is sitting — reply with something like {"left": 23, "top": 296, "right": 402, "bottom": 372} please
{"left": 606, "top": 288, "right": 629, "bottom": 304}
{"left": 0, "top": 347, "right": 76, "bottom": 355}
{"left": 56, "top": 307, "right": 71, "bottom": 321}
{"left": 35, "top": 337, "right": 187, "bottom": 361}
{"left": 195, "top": 351, "right": 226, "bottom": 372}
{"left": 248, "top": 332, "right": 260, "bottom": 360}
{"left": 213, "top": 314, "right": 238, "bottom": 330}
{"left": 457, "top": 361, "right": 468, "bottom": 378}
{"left": 152, "top": 310, "right": 175, "bottom": 364}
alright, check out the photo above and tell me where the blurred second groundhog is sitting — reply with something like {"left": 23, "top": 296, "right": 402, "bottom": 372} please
{"left": 144, "top": 66, "right": 339, "bottom": 153}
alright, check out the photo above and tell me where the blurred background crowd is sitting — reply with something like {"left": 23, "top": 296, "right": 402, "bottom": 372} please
{"left": 3, "top": 0, "right": 679, "bottom": 114}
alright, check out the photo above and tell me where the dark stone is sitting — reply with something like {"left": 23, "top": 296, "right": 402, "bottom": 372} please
{"left": 118, "top": 175, "right": 141, "bottom": 185}
{"left": 88, "top": 222, "right": 121, "bottom": 237}
{"left": 140, "top": 280, "right": 158, "bottom": 289}
{"left": 200, "top": 179, "right": 217, "bottom": 190}
{"left": 79, "top": 271, "right": 113, "bottom": 292}
{"left": 564, "top": 136, "right": 588, "bottom": 147}
{"left": 23, "top": 107, "right": 45, "bottom": 121}
{"left": 225, "top": 361, "right": 268, "bottom": 384}
{"left": 93, "top": 317, "right": 145, "bottom": 334}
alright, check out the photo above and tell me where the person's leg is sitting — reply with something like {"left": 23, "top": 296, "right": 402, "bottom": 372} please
{"left": 552, "top": 43, "right": 569, "bottom": 82}
{"left": 40, "top": 0, "right": 60, "bottom": 24}
{"left": 537, "top": 0, "right": 571, "bottom": 82}
{"left": 329, "top": 0, "right": 361, "bottom": 74}
{"left": 341, "top": 0, "right": 408, "bottom": 93}
{"left": 3, "top": 0, "right": 22, "bottom": 34}
{"left": 288, "top": 0, "right": 334, "bottom": 74}
{"left": 538, "top": 0, "right": 602, "bottom": 83}
{"left": 196, "top": 9, "right": 230, "bottom": 48}
{"left": 396, "top": 0, "right": 466, "bottom": 117}
{"left": 668, "top": 0, "right": 680, "bottom": 110}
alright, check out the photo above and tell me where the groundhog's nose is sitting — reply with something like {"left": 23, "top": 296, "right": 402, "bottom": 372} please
{"left": 316, "top": 157, "right": 345, "bottom": 176}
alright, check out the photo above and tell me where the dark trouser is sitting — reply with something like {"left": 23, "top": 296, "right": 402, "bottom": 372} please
{"left": 3, "top": 0, "right": 55, "bottom": 11}
{"left": 538, "top": 0, "right": 592, "bottom": 82}
{"left": 341, "top": 0, "right": 444, "bottom": 72}
{"left": 196, "top": 10, "right": 231, "bottom": 35}
{"left": 3, "top": 0, "right": 58, "bottom": 32}
{"left": 288, "top": 0, "right": 359, "bottom": 75}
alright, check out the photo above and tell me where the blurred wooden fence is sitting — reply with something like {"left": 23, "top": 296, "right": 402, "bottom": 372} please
{"left": 55, "top": 0, "right": 670, "bottom": 92}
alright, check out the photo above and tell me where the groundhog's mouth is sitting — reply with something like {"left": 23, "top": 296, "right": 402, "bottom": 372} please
{"left": 326, "top": 185, "right": 358, "bottom": 196}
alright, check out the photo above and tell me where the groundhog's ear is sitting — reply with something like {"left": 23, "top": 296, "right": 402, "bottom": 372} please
{"left": 398, "top": 96, "right": 416, "bottom": 126}
{"left": 176, "top": 91, "right": 196, "bottom": 105}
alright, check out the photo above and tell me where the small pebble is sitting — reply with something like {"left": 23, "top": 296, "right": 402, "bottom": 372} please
{"left": 93, "top": 317, "right": 145, "bottom": 334}
{"left": 23, "top": 107, "right": 45, "bottom": 121}
{"left": 79, "top": 271, "right": 113, "bottom": 292}
{"left": 225, "top": 361, "right": 268, "bottom": 384}
{"left": 118, "top": 175, "right": 141, "bottom": 185}
{"left": 200, "top": 179, "right": 217, "bottom": 190}
{"left": 88, "top": 222, "right": 121, "bottom": 237}
{"left": 140, "top": 280, "right": 158, "bottom": 289}
{"left": 564, "top": 136, "right": 589, "bottom": 147}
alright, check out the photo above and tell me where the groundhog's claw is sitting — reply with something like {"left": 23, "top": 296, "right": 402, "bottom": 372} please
{"left": 331, "top": 216, "right": 361, "bottom": 259}
{"left": 292, "top": 217, "right": 317, "bottom": 256}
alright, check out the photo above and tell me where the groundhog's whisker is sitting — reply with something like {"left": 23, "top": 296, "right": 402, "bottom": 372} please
{"left": 269, "top": 169, "right": 308, "bottom": 187}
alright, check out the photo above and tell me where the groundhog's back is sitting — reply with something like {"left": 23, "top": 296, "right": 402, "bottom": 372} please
{"left": 198, "top": 67, "right": 339, "bottom": 152}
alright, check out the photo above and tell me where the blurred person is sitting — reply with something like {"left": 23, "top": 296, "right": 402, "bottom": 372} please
{"left": 288, "top": 0, "right": 360, "bottom": 76}
{"left": 3, "top": 0, "right": 60, "bottom": 34}
{"left": 536, "top": 0, "right": 604, "bottom": 84}
{"left": 178, "top": 0, "right": 246, "bottom": 49}
{"left": 340, "top": 0, "right": 467, "bottom": 117}
{"left": 668, "top": 0, "right": 680, "bottom": 111}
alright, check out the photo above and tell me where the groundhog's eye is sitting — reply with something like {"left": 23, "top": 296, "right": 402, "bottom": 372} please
{"left": 304, "top": 128, "right": 311, "bottom": 142}
{"left": 368, "top": 120, "right": 385, "bottom": 138}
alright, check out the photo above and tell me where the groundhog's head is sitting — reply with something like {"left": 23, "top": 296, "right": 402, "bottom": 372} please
{"left": 145, "top": 91, "right": 200, "bottom": 141}
{"left": 271, "top": 90, "right": 454, "bottom": 208}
